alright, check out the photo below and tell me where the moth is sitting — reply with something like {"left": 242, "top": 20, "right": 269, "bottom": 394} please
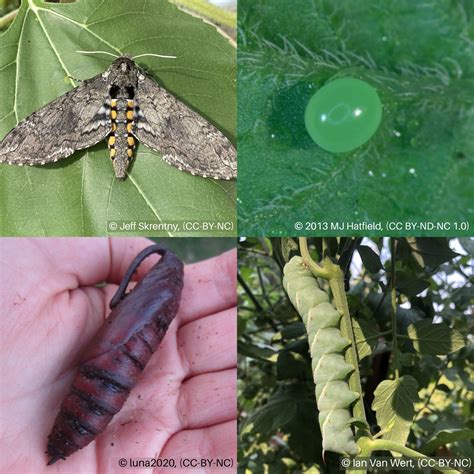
{"left": 283, "top": 256, "right": 359, "bottom": 456}
{"left": 47, "top": 244, "right": 184, "bottom": 464}
{"left": 0, "top": 56, "right": 236, "bottom": 180}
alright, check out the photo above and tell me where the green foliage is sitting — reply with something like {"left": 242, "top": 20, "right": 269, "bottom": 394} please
{"left": 238, "top": 0, "right": 474, "bottom": 235}
{"left": 420, "top": 429, "right": 474, "bottom": 455}
{"left": 372, "top": 376, "right": 419, "bottom": 447}
{"left": 149, "top": 236, "right": 235, "bottom": 262}
{"left": 0, "top": 0, "right": 236, "bottom": 236}
{"left": 353, "top": 317, "right": 378, "bottom": 360}
{"left": 358, "top": 245, "right": 383, "bottom": 273}
{"left": 171, "top": 0, "right": 236, "bottom": 31}
{"left": 407, "top": 320, "right": 465, "bottom": 356}
{"left": 238, "top": 237, "right": 473, "bottom": 471}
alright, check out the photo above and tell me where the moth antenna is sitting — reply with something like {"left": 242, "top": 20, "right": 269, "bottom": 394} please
{"left": 132, "top": 53, "right": 177, "bottom": 59}
{"left": 76, "top": 50, "right": 120, "bottom": 58}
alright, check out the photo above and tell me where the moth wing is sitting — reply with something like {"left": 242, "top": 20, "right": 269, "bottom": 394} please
{"left": 134, "top": 75, "right": 236, "bottom": 180}
{"left": 0, "top": 73, "right": 110, "bottom": 166}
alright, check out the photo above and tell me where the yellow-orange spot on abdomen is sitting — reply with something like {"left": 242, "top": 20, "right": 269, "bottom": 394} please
{"left": 111, "top": 99, "right": 118, "bottom": 107}
{"left": 108, "top": 135, "right": 116, "bottom": 147}
{"left": 127, "top": 100, "right": 134, "bottom": 107}
{"left": 110, "top": 148, "right": 116, "bottom": 158}
{"left": 127, "top": 148, "right": 133, "bottom": 157}
{"left": 112, "top": 123, "right": 117, "bottom": 131}
{"left": 127, "top": 122, "right": 133, "bottom": 133}
{"left": 126, "top": 110, "right": 134, "bottom": 120}
{"left": 127, "top": 136, "right": 135, "bottom": 146}
{"left": 111, "top": 110, "right": 118, "bottom": 119}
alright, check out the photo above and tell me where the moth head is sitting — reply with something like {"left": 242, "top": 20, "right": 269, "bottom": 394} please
{"left": 107, "top": 57, "right": 140, "bottom": 92}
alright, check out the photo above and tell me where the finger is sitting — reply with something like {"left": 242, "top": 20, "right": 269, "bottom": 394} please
{"left": 3, "top": 237, "right": 154, "bottom": 289}
{"left": 177, "top": 308, "right": 236, "bottom": 377}
{"left": 158, "top": 420, "right": 236, "bottom": 474}
{"left": 41, "top": 240, "right": 235, "bottom": 323}
{"left": 178, "top": 249, "right": 237, "bottom": 325}
{"left": 42, "top": 237, "right": 154, "bottom": 288}
{"left": 0, "top": 237, "right": 110, "bottom": 294}
{"left": 177, "top": 369, "right": 236, "bottom": 430}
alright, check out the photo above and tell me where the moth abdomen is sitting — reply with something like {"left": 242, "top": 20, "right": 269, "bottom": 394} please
{"left": 47, "top": 333, "right": 157, "bottom": 463}
{"left": 46, "top": 365, "right": 128, "bottom": 465}
{"left": 108, "top": 97, "right": 137, "bottom": 179}
{"left": 69, "top": 387, "right": 117, "bottom": 417}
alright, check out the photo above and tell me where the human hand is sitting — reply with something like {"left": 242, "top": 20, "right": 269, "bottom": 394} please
{"left": 0, "top": 238, "right": 236, "bottom": 473}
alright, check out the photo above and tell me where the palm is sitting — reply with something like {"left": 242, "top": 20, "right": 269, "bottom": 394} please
{"left": 0, "top": 238, "right": 236, "bottom": 472}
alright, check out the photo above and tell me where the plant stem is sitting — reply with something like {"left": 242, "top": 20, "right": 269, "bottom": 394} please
{"left": 299, "top": 239, "right": 368, "bottom": 434}
{"left": 237, "top": 272, "right": 263, "bottom": 312}
{"left": 358, "top": 438, "right": 460, "bottom": 474}
{"left": 298, "top": 239, "right": 369, "bottom": 463}
{"left": 364, "top": 330, "right": 392, "bottom": 341}
{"left": 298, "top": 237, "right": 331, "bottom": 279}
{"left": 414, "top": 361, "right": 449, "bottom": 420}
{"left": 390, "top": 238, "right": 400, "bottom": 379}
{"left": 329, "top": 270, "right": 367, "bottom": 426}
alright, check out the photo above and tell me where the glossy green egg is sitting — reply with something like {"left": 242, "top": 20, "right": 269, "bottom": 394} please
{"left": 304, "top": 77, "right": 382, "bottom": 153}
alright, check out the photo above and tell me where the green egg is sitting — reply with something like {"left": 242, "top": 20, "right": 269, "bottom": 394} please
{"left": 304, "top": 77, "right": 382, "bottom": 153}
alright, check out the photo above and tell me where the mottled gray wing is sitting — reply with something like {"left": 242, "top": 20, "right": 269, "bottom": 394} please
{"left": 0, "top": 74, "right": 110, "bottom": 166}
{"left": 134, "top": 75, "right": 236, "bottom": 180}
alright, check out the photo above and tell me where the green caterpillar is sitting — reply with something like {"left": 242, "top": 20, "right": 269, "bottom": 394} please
{"left": 283, "top": 256, "right": 359, "bottom": 456}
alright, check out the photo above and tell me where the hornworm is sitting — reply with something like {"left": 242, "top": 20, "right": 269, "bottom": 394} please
{"left": 283, "top": 256, "right": 359, "bottom": 456}
{"left": 47, "top": 244, "right": 184, "bottom": 464}
{"left": 0, "top": 56, "right": 236, "bottom": 180}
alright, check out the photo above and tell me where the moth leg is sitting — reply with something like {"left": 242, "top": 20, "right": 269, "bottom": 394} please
{"left": 67, "top": 75, "right": 83, "bottom": 84}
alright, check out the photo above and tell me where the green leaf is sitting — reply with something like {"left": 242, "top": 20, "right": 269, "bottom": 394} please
{"left": 280, "top": 321, "right": 306, "bottom": 339}
{"left": 351, "top": 419, "right": 371, "bottom": 432}
{"left": 412, "top": 239, "right": 460, "bottom": 267}
{"left": 407, "top": 320, "right": 465, "bottom": 355}
{"left": 458, "top": 237, "right": 474, "bottom": 256}
{"left": 276, "top": 350, "right": 311, "bottom": 381}
{"left": 0, "top": 0, "right": 236, "bottom": 236}
{"left": 358, "top": 245, "right": 383, "bottom": 273}
{"left": 420, "top": 429, "right": 474, "bottom": 455}
{"left": 372, "top": 375, "right": 419, "bottom": 448}
{"left": 237, "top": 313, "right": 248, "bottom": 338}
{"left": 238, "top": 0, "right": 474, "bottom": 236}
{"left": 241, "top": 384, "right": 318, "bottom": 453}
{"left": 353, "top": 317, "right": 378, "bottom": 360}
{"left": 238, "top": 340, "right": 276, "bottom": 361}
{"left": 285, "top": 338, "right": 309, "bottom": 354}
{"left": 171, "top": 0, "right": 236, "bottom": 31}
{"left": 281, "top": 237, "right": 298, "bottom": 263}
{"left": 399, "top": 353, "right": 416, "bottom": 367}
{"left": 395, "top": 272, "right": 430, "bottom": 296}
{"left": 241, "top": 397, "right": 297, "bottom": 438}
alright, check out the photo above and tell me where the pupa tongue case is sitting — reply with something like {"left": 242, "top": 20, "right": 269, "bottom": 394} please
{"left": 304, "top": 77, "right": 382, "bottom": 153}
